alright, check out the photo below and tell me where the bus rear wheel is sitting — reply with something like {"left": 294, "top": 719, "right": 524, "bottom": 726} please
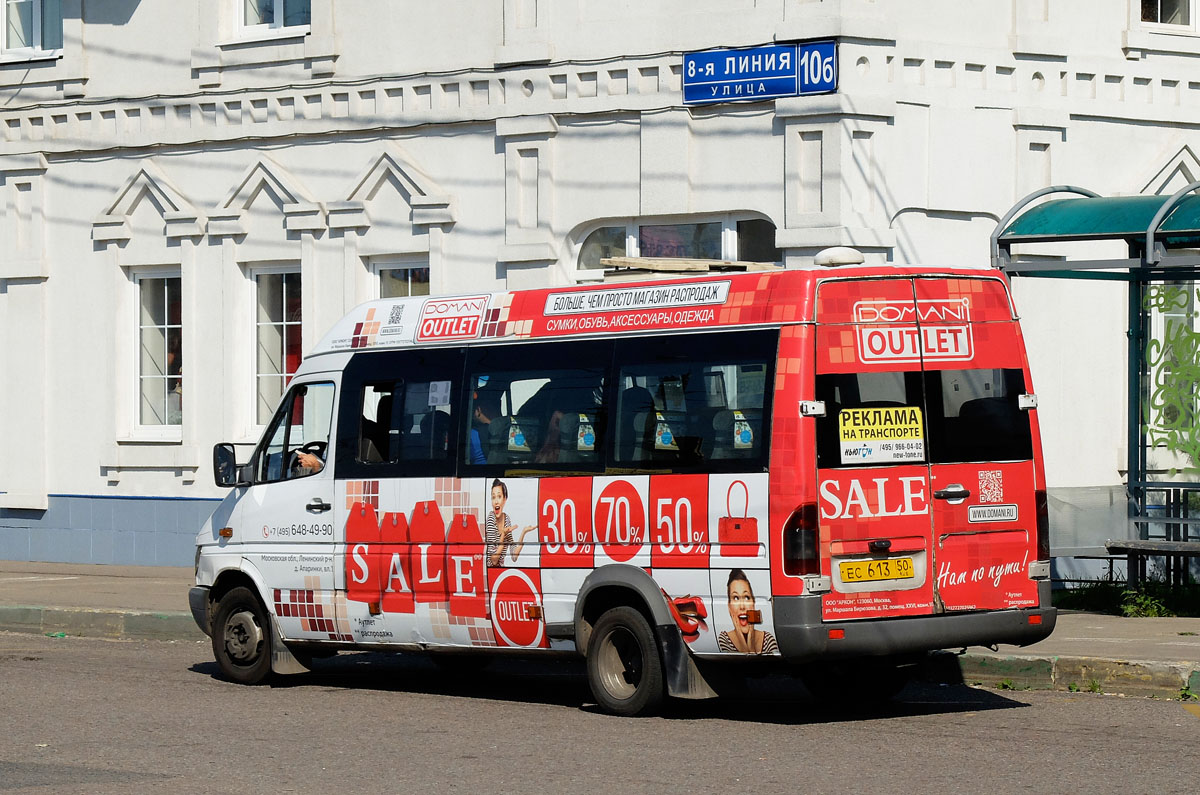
{"left": 212, "top": 586, "right": 273, "bottom": 685}
{"left": 586, "top": 606, "right": 664, "bottom": 717}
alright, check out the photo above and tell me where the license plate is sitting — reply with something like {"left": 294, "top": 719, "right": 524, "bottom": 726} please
{"left": 839, "top": 556, "right": 914, "bottom": 583}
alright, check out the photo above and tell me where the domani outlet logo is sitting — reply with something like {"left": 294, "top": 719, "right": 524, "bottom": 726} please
{"left": 852, "top": 299, "right": 973, "bottom": 363}
{"left": 416, "top": 296, "right": 489, "bottom": 341}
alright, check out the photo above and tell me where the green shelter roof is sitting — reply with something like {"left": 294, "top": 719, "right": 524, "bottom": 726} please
{"left": 998, "top": 194, "right": 1200, "bottom": 245}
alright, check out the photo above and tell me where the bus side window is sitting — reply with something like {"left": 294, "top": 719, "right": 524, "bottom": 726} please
{"left": 357, "top": 384, "right": 393, "bottom": 463}
{"left": 335, "top": 349, "right": 463, "bottom": 478}
{"left": 464, "top": 339, "right": 611, "bottom": 473}
{"left": 255, "top": 381, "right": 336, "bottom": 483}
{"left": 612, "top": 331, "right": 776, "bottom": 472}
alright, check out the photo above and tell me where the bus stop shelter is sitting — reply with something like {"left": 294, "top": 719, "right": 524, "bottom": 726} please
{"left": 992, "top": 185, "right": 1200, "bottom": 584}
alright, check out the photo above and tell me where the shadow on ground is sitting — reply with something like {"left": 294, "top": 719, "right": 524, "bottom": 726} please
{"left": 190, "top": 651, "right": 1028, "bottom": 725}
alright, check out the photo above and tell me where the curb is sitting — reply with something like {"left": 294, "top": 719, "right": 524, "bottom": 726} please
{"left": 0, "top": 605, "right": 203, "bottom": 642}
{"left": 960, "top": 653, "right": 1200, "bottom": 699}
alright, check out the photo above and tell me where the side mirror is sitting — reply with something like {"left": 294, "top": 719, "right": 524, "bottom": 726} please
{"left": 213, "top": 443, "right": 247, "bottom": 487}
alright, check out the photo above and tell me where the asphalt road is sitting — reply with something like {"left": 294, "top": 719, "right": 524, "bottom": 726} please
{"left": 2, "top": 632, "right": 1198, "bottom": 795}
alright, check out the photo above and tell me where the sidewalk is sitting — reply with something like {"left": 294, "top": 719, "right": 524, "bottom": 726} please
{"left": 0, "top": 561, "right": 198, "bottom": 642}
{"left": 2, "top": 560, "right": 1198, "bottom": 698}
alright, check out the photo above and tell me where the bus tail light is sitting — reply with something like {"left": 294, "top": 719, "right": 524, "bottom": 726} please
{"left": 1035, "top": 489, "right": 1050, "bottom": 560}
{"left": 783, "top": 503, "right": 820, "bottom": 576}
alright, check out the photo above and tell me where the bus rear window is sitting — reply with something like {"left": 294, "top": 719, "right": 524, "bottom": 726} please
{"left": 926, "top": 368, "right": 1033, "bottom": 464}
{"left": 815, "top": 367, "right": 1033, "bottom": 467}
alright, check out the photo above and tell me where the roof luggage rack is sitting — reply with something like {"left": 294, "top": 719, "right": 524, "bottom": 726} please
{"left": 598, "top": 256, "right": 782, "bottom": 281}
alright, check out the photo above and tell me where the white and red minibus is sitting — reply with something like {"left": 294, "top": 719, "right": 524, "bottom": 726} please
{"left": 192, "top": 255, "right": 1055, "bottom": 715}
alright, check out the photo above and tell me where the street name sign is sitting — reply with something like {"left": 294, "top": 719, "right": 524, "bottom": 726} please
{"left": 682, "top": 41, "right": 838, "bottom": 105}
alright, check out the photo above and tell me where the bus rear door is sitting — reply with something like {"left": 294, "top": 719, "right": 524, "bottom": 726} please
{"left": 814, "top": 275, "right": 1041, "bottom": 621}
{"left": 915, "top": 277, "right": 1041, "bottom": 612}
{"left": 814, "top": 277, "right": 936, "bottom": 621}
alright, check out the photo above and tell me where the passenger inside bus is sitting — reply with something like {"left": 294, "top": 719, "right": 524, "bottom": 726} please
{"left": 469, "top": 390, "right": 501, "bottom": 465}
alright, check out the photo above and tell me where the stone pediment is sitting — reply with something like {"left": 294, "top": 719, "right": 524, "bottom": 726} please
{"left": 1142, "top": 145, "right": 1200, "bottom": 196}
{"left": 326, "top": 146, "right": 456, "bottom": 231}
{"left": 207, "top": 155, "right": 325, "bottom": 237}
{"left": 92, "top": 161, "right": 202, "bottom": 242}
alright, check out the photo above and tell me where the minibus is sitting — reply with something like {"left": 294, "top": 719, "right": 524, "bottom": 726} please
{"left": 191, "top": 253, "right": 1055, "bottom": 715}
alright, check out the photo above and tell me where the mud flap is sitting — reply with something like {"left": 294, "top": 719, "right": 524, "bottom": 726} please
{"left": 269, "top": 614, "right": 311, "bottom": 675}
{"left": 657, "top": 623, "right": 718, "bottom": 700}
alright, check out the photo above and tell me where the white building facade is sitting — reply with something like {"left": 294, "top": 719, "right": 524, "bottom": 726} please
{"left": 1, "top": 0, "right": 1196, "bottom": 569}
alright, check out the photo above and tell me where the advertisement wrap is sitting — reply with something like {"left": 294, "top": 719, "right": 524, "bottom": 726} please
{"left": 335, "top": 473, "right": 771, "bottom": 655}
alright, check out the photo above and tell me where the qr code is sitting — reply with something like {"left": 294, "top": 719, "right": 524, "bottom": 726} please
{"left": 387, "top": 304, "right": 404, "bottom": 325}
{"left": 979, "top": 470, "right": 1003, "bottom": 503}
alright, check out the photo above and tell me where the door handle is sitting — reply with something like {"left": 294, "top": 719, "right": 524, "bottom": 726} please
{"left": 306, "top": 498, "right": 331, "bottom": 513}
{"left": 933, "top": 484, "right": 971, "bottom": 502}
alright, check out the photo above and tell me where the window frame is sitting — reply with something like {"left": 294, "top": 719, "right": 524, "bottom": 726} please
{"left": 334, "top": 329, "right": 780, "bottom": 481}
{"left": 235, "top": 0, "right": 312, "bottom": 39}
{"left": 814, "top": 368, "right": 1035, "bottom": 469}
{"left": 250, "top": 263, "right": 303, "bottom": 429}
{"left": 251, "top": 378, "right": 336, "bottom": 485}
{"left": 572, "top": 213, "right": 781, "bottom": 279}
{"left": 335, "top": 348, "right": 466, "bottom": 480}
{"left": 1, "top": 0, "right": 63, "bottom": 59}
{"left": 1141, "top": 0, "right": 1194, "bottom": 29}
{"left": 609, "top": 330, "right": 778, "bottom": 475}
{"left": 371, "top": 255, "right": 432, "bottom": 300}
{"left": 462, "top": 338, "right": 613, "bottom": 477}
{"left": 130, "top": 267, "right": 184, "bottom": 442}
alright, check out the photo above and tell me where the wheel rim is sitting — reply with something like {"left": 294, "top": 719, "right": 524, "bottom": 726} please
{"left": 223, "top": 609, "right": 264, "bottom": 665}
{"left": 597, "top": 625, "right": 642, "bottom": 700}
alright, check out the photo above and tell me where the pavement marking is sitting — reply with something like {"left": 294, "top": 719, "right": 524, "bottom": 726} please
{"left": 1183, "top": 703, "right": 1200, "bottom": 719}
{"left": 0, "top": 576, "right": 80, "bottom": 585}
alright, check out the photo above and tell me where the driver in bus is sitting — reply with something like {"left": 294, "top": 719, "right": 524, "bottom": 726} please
{"left": 293, "top": 448, "right": 324, "bottom": 475}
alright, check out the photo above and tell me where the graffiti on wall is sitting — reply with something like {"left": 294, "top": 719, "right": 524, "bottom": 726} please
{"left": 1143, "top": 284, "right": 1200, "bottom": 473}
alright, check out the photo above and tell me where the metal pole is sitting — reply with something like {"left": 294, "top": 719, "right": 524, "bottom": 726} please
{"left": 1127, "top": 276, "right": 1146, "bottom": 545}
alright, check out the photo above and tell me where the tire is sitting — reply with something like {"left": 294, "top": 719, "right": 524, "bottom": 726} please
{"left": 586, "top": 606, "right": 665, "bottom": 717}
{"left": 211, "top": 586, "right": 273, "bottom": 685}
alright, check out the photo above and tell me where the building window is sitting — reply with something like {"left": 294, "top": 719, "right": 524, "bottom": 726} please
{"left": 577, "top": 216, "right": 780, "bottom": 271}
{"left": 137, "top": 275, "right": 183, "bottom": 428}
{"left": 255, "top": 270, "right": 302, "bottom": 425}
{"left": 1143, "top": 0, "right": 1191, "bottom": 25}
{"left": 3, "top": 0, "right": 62, "bottom": 52}
{"left": 241, "top": 0, "right": 310, "bottom": 33}
{"left": 379, "top": 266, "right": 431, "bottom": 299}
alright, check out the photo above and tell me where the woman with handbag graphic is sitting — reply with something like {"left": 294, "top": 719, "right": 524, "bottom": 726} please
{"left": 716, "top": 569, "right": 778, "bottom": 654}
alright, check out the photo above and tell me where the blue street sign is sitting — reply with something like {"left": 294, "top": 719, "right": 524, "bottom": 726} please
{"left": 683, "top": 41, "right": 838, "bottom": 105}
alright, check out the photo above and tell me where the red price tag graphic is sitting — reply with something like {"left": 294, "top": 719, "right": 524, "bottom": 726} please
{"left": 650, "top": 474, "right": 710, "bottom": 569}
{"left": 409, "top": 500, "right": 448, "bottom": 604}
{"left": 379, "top": 510, "right": 414, "bottom": 614}
{"left": 594, "top": 479, "right": 646, "bottom": 563}
{"left": 447, "top": 513, "right": 486, "bottom": 618}
{"left": 344, "top": 502, "right": 381, "bottom": 604}
{"left": 539, "top": 477, "right": 594, "bottom": 568}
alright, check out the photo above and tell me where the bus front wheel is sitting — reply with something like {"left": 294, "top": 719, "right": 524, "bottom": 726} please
{"left": 212, "top": 586, "right": 273, "bottom": 685}
{"left": 586, "top": 606, "right": 664, "bottom": 717}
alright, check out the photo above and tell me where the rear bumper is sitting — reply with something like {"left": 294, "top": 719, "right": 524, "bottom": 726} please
{"left": 188, "top": 586, "right": 211, "bottom": 637}
{"left": 774, "top": 582, "right": 1056, "bottom": 662}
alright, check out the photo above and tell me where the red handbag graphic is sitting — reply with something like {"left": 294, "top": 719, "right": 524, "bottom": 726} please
{"left": 718, "top": 480, "right": 759, "bottom": 557}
